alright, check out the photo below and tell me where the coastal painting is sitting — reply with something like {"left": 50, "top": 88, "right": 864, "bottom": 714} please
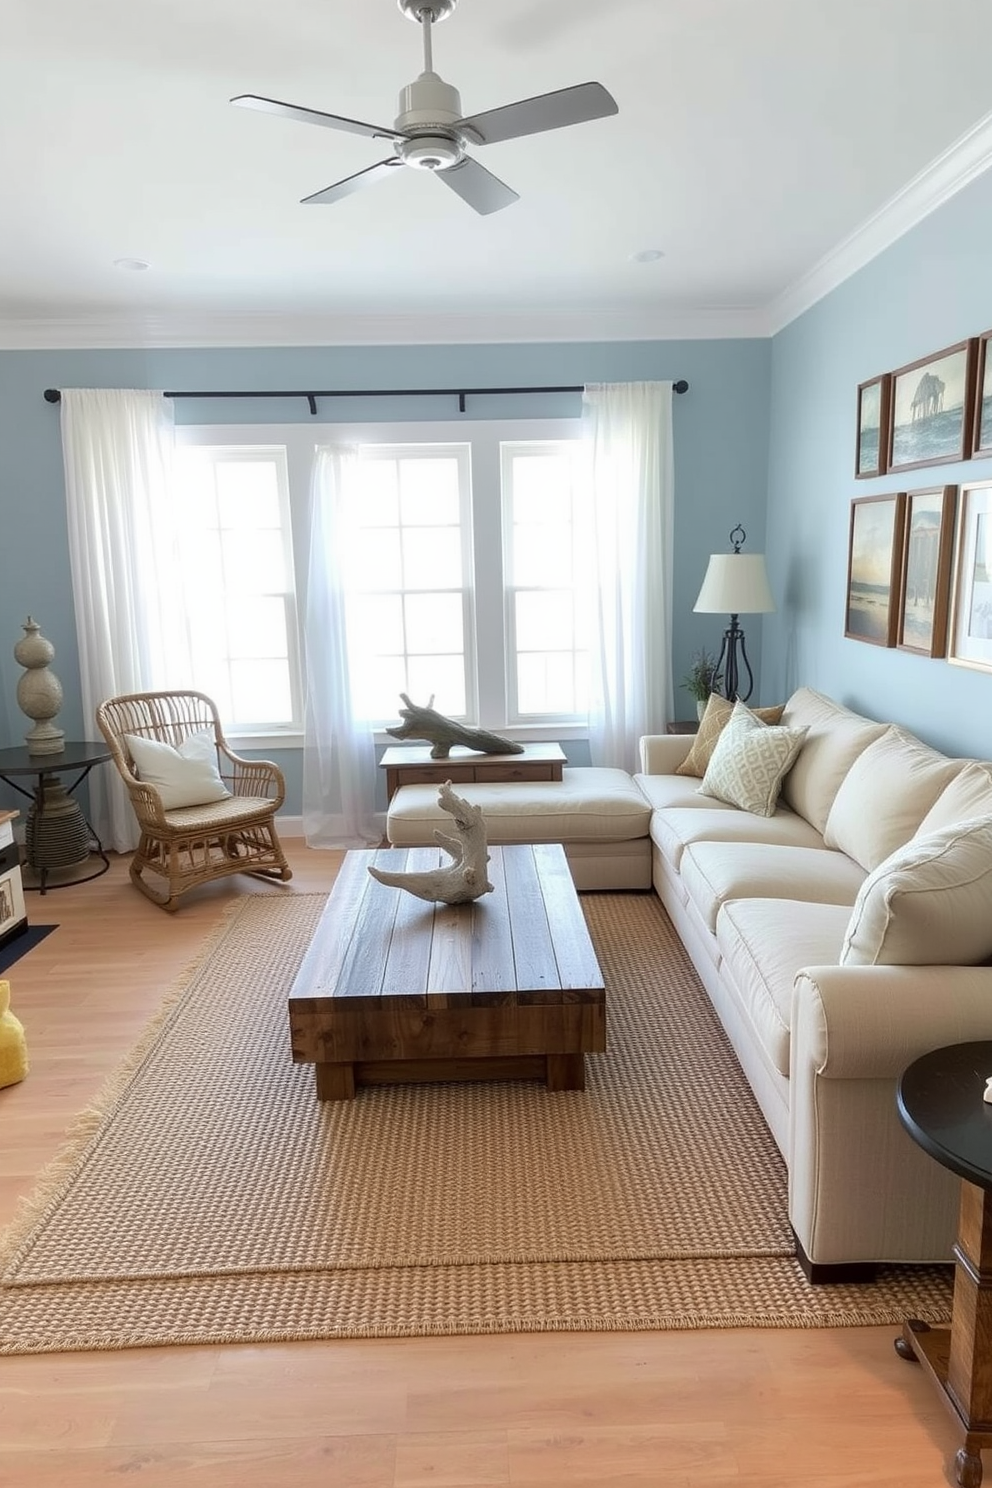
{"left": 973, "top": 330, "right": 992, "bottom": 457}
{"left": 888, "top": 341, "right": 976, "bottom": 473}
{"left": 896, "top": 485, "right": 956, "bottom": 657}
{"left": 845, "top": 493, "right": 905, "bottom": 646}
{"left": 855, "top": 374, "right": 890, "bottom": 478}
{"left": 949, "top": 482, "right": 992, "bottom": 672}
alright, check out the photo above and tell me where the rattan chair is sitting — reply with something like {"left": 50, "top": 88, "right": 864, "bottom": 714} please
{"left": 95, "top": 690, "right": 293, "bottom": 912}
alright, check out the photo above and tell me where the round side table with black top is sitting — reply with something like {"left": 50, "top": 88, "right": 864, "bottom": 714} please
{"left": 0, "top": 742, "right": 112, "bottom": 894}
{"left": 896, "top": 1041, "right": 992, "bottom": 1487}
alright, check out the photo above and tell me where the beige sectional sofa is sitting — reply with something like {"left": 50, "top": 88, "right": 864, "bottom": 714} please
{"left": 636, "top": 686, "right": 992, "bottom": 1281}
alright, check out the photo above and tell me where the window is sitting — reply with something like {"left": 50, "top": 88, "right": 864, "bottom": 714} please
{"left": 172, "top": 442, "right": 300, "bottom": 731}
{"left": 175, "top": 418, "right": 586, "bottom": 737}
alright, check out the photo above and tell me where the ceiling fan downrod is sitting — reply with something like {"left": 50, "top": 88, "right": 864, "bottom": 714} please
{"left": 397, "top": 0, "right": 457, "bottom": 73}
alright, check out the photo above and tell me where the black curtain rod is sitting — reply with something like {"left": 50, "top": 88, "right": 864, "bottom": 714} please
{"left": 43, "top": 380, "right": 689, "bottom": 417}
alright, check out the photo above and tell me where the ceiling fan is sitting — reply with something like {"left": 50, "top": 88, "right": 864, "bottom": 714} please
{"left": 231, "top": 0, "right": 618, "bottom": 216}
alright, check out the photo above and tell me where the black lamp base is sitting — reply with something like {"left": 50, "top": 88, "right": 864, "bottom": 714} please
{"left": 714, "top": 615, "right": 754, "bottom": 703}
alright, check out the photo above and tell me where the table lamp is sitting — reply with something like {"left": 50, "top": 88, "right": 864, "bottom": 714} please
{"left": 692, "top": 525, "right": 775, "bottom": 702}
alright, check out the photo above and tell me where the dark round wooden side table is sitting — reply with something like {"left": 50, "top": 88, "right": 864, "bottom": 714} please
{"left": 896, "top": 1041, "right": 992, "bottom": 1487}
{"left": 0, "top": 742, "right": 112, "bottom": 893}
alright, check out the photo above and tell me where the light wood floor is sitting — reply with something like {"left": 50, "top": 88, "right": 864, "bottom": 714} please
{"left": 0, "top": 844, "right": 964, "bottom": 1486}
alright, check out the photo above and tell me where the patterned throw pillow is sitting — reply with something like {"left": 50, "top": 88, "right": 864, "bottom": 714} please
{"left": 699, "top": 701, "right": 808, "bottom": 817}
{"left": 675, "top": 693, "right": 786, "bottom": 778}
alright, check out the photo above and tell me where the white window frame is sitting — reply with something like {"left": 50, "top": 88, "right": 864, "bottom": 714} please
{"left": 175, "top": 417, "right": 587, "bottom": 746}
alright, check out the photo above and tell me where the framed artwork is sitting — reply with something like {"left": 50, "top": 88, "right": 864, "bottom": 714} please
{"left": 972, "top": 329, "right": 992, "bottom": 458}
{"left": 845, "top": 492, "right": 906, "bottom": 646}
{"left": 0, "top": 869, "right": 24, "bottom": 939}
{"left": 896, "top": 485, "right": 957, "bottom": 657}
{"left": 948, "top": 481, "right": 992, "bottom": 672}
{"left": 855, "top": 374, "right": 891, "bottom": 478}
{"left": 888, "top": 340, "right": 977, "bottom": 473}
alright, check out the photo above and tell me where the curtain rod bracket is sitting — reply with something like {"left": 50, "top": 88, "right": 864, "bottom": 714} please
{"left": 307, "top": 394, "right": 317, "bottom": 416}
{"left": 459, "top": 392, "right": 466, "bottom": 413}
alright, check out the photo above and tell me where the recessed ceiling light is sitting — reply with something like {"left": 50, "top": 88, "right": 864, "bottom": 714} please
{"left": 629, "top": 248, "right": 664, "bottom": 264}
{"left": 113, "top": 257, "right": 150, "bottom": 271}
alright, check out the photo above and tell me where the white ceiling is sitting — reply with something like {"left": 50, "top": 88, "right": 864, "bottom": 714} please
{"left": 4, "top": 0, "right": 992, "bottom": 347}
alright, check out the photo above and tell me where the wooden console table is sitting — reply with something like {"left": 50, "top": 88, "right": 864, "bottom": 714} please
{"left": 895, "top": 1041, "right": 992, "bottom": 1487}
{"left": 379, "top": 741, "right": 565, "bottom": 802}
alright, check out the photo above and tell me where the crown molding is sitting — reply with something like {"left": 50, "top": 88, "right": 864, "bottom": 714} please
{"left": 0, "top": 302, "right": 768, "bottom": 352}
{"left": 766, "top": 108, "right": 992, "bottom": 335}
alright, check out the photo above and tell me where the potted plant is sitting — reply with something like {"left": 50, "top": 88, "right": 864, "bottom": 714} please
{"left": 680, "top": 648, "right": 724, "bottom": 721}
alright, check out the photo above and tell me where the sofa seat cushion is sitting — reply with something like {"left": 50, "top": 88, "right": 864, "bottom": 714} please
{"left": 633, "top": 772, "right": 732, "bottom": 813}
{"left": 387, "top": 767, "right": 651, "bottom": 846}
{"left": 650, "top": 803, "right": 826, "bottom": 872}
{"left": 823, "top": 727, "right": 963, "bottom": 871}
{"left": 779, "top": 688, "right": 888, "bottom": 832}
{"left": 681, "top": 843, "right": 867, "bottom": 935}
{"left": 841, "top": 814, "right": 992, "bottom": 967}
{"left": 916, "top": 761, "right": 992, "bottom": 837}
{"left": 716, "top": 899, "right": 852, "bottom": 1077}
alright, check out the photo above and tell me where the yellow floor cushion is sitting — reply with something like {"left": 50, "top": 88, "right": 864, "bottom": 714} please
{"left": 0, "top": 978, "right": 28, "bottom": 1088}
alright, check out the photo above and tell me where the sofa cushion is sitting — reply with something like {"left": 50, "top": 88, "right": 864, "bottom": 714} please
{"left": 124, "top": 729, "right": 230, "bottom": 810}
{"left": 650, "top": 804, "right": 826, "bottom": 871}
{"left": 779, "top": 687, "right": 888, "bottom": 832}
{"left": 916, "top": 761, "right": 992, "bottom": 837}
{"left": 716, "top": 899, "right": 852, "bottom": 1077}
{"left": 841, "top": 815, "right": 992, "bottom": 967}
{"left": 633, "top": 772, "right": 731, "bottom": 813}
{"left": 387, "top": 767, "right": 651, "bottom": 846}
{"left": 823, "top": 727, "right": 963, "bottom": 871}
{"left": 675, "top": 694, "right": 786, "bottom": 778}
{"left": 699, "top": 702, "right": 807, "bottom": 817}
{"left": 682, "top": 842, "right": 866, "bottom": 935}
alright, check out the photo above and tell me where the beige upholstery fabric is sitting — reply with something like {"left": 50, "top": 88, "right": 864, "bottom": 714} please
{"left": 650, "top": 804, "right": 825, "bottom": 871}
{"left": 698, "top": 703, "right": 807, "bottom": 817}
{"left": 674, "top": 694, "right": 785, "bottom": 778}
{"left": 387, "top": 767, "right": 652, "bottom": 846}
{"left": 779, "top": 688, "right": 888, "bottom": 831}
{"left": 681, "top": 842, "right": 866, "bottom": 934}
{"left": 715, "top": 899, "right": 851, "bottom": 1078}
{"left": 633, "top": 772, "right": 731, "bottom": 812}
{"left": 916, "top": 761, "right": 992, "bottom": 836}
{"left": 638, "top": 735, "right": 695, "bottom": 774}
{"left": 841, "top": 815, "right": 992, "bottom": 967}
{"left": 823, "top": 728, "right": 963, "bottom": 871}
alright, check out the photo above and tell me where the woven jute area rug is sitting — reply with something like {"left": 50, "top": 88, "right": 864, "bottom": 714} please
{"left": 0, "top": 891, "right": 952, "bottom": 1354}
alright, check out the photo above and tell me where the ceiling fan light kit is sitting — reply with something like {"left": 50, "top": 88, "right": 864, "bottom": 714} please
{"left": 231, "top": 0, "right": 617, "bottom": 215}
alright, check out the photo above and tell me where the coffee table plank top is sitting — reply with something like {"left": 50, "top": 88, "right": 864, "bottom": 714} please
{"left": 288, "top": 844, "right": 603, "bottom": 1015}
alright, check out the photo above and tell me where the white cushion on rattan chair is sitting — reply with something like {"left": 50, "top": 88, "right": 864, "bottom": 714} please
{"left": 125, "top": 730, "right": 231, "bottom": 810}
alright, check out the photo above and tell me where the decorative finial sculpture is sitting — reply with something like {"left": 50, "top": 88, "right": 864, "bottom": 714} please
{"left": 368, "top": 781, "right": 494, "bottom": 904}
{"left": 14, "top": 617, "right": 65, "bottom": 755}
{"left": 386, "top": 693, "right": 523, "bottom": 759}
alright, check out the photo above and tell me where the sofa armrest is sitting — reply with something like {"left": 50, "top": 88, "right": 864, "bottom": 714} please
{"left": 793, "top": 963, "right": 992, "bottom": 1081}
{"left": 639, "top": 734, "right": 694, "bottom": 773}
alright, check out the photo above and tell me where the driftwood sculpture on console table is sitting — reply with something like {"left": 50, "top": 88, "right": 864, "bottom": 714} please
{"left": 368, "top": 781, "right": 494, "bottom": 904}
{"left": 386, "top": 693, "right": 523, "bottom": 758}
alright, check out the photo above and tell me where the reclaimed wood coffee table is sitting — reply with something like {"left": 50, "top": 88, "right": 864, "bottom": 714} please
{"left": 288, "top": 843, "right": 606, "bottom": 1101}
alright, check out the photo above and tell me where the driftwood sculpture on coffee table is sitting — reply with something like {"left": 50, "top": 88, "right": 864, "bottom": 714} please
{"left": 386, "top": 693, "right": 523, "bottom": 758}
{"left": 368, "top": 780, "right": 494, "bottom": 904}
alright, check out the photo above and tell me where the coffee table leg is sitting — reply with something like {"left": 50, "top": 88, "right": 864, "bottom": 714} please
{"left": 315, "top": 1062, "right": 356, "bottom": 1101}
{"left": 546, "top": 1053, "right": 585, "bottom": 1091}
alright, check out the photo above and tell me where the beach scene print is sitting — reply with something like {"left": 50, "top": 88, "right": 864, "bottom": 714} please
{"left": 858, "top": 380, "right": 884, "bottom": 475}
{"left": 891, "top": 346, "right": 971, "bottom": 469}
{"left": 901, "top": 499, "right": 944, "bottom": 649}
{"left": 977, "top": 348, "right": 992, "bottom": 454}
{"left": 847, "top": 497, "right": 898, "bottom": 643}
{"left": 968, "top": 511, "right": 992, "bottom": 639}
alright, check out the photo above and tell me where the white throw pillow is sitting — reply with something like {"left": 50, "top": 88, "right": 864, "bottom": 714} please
{"left": 125, "top": 730, "right": 230, "bottom": 810}
{"left": 840, "top": 815, "right": 992, "bottom": 967}
{"left": 698, "top": 701, "right": 808, "bottom": 818}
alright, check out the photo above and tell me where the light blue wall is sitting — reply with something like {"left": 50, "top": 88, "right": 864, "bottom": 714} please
{"left": 764, "top": 168, "right": 992, "bottom": 758}
{"left": 0, "top": 337, "right": 771, "bottom": 812}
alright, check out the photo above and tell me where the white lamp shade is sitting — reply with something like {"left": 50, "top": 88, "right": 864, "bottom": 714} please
{"left": 693, "top": 553, "right": 775, "bottom": 615}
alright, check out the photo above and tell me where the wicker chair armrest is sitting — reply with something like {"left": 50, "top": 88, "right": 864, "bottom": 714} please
{"left": 126, "top": 780, "right": 171, "bottom": 828}
{"left": 218, "top": 742, "right": 286, "bottom": 806}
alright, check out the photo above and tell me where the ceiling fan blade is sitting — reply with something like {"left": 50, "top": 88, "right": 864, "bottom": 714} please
{"left": 438, "top": 157, "right": 519, "bottom": 215}
{"left": 456, "top": 81, "right": 617, "bottom": 146}
{"left": 231, "top": 94, "right": 407, "bottom": 143}
{"left": 301, "top": 158, "right": 405, "bottom": 206}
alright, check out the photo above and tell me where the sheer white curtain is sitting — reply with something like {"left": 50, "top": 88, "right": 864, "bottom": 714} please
{"left": 302, "top": 445, "right": 381, "bottom": 847}
{"left": 61, "top": 388, "right": 193, "bottom": 851}
{"left": 582, "top": 381, "right": 675, "bottom": 771}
